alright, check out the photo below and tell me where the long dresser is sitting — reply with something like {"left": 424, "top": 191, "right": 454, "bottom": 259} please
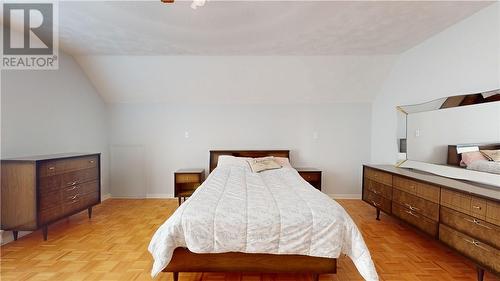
{"left": 362, "top": 164, "right": 499, "bottom": 281}
{"left": 1, "top": 153, "right": 101, "bottom": 241}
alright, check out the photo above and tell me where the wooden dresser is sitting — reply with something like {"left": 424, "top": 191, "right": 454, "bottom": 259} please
{"left": 1, "top": 153, "right": 101, "bottom": 241}
{"left": 362, "top": 164, "right": 499, "bottom": 281}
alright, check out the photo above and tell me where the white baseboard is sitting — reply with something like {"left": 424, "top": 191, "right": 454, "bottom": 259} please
{"left": 101, "top": 193, "right": 112, "bottom": 201}
{"left": 146, "top": 193, "right": 173, "bottom": 199}
{"left": 103, "top": 194, "right": 174, "bottom": 199}
{"left": 327, "top": 193, "right": 362, "bottom": 199}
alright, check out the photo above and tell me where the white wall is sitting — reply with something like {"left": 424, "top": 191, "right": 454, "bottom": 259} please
{"left": 1, "top": 52, "right": 110, "bottom": 243}
{"left": 371, "top": 3, "right": 500, "bottom": 164}
{"left": 407, "top": 102, "right": 500, "bottom": 164}
{"left": 109, "top": 103, "right": 371, "bottom": 198}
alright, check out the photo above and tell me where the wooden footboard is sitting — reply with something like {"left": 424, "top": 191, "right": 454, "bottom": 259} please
{"left": 163, "top": 248, "right": 337, "bottom": 281}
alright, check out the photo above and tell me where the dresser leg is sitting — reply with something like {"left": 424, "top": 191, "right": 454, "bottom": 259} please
{"left": 312, "top": 273, "right": 319, "bottom": 281}
{"left": 88, "top": 207, "right": 93, "bottom": 219}
{"left": 376, "top": 209, "right": 381, "bottom": 220}
{"left": 178, "top": 197, "right": 181, "bottom": 206}
{"left": 12, "top": 231, "right": 18, "bottom": 241}
{"left": 173, "top": 272, "right": 179, "bottom": 281}
{"left": 477, "top": 267, "right": 484, "bottom": 281}
{"left": 42, "top": 225, "right": 48, "bottom": 241}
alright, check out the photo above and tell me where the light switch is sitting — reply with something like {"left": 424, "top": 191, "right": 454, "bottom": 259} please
{"left": 184, "top": 131, "right": 190, "bottom": 138}
{"left": 313, "top": 132, "right": 319, "bottom": 140}
{"left": 415, "top": 129, "right": 420, "bottom": 137}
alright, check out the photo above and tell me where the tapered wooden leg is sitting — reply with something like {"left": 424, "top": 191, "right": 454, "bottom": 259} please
{"left": 376, "top": 208, "right": 381, "bottom": 221}
{"left": 477, "top": 267, "right": 484, "bottom": 281}
{"left": 88, "top": 207, "right": 93, "bottom": 219}
{"left": 178, "top": 197, "right": 181, "bottom": 206}
{"left": 42, "top": 225, "right": 48, "bottom": 241}
{"left": 312, "top": 273, "right": 319, "bottom": 281}
{"left": 173, "top": 272, "right": 179, "bottom": 281}
{"left": 12, "top": 231, "right": 18, "bottom": 241}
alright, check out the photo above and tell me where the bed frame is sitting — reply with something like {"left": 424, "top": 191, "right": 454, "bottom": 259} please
{"left": 447, "top": 143, "right": 500, "bottom": 166}
{"left": 163, "top": 150, "right": 337, "bottom": 281}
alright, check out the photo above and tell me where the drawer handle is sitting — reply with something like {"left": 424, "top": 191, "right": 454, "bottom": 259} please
{"left": 371, "top": 201, "right": 380, "bottom": 207}
{"left": 89, "top": 160, "right": 95, "bottom": 164}
{"left": 404, "top": 203, "right": 420, "bottom": 211}
{"left": 464, "top": 218, "right": 492, "bottom": 230}
{"left": 405, "top": 210, "right": 419, "bottom": 218}
{"left": 68, "top": 199, "right": 79, "bottom": 204}
{"left": 67, "top": 181, "right": 77, "bottom": 186}
{"left": 373, "top": 190, "right": 380, "bottom": 194}
{"left": 464, "top": 239, "right": 490, "bottom": 252}
{"left": 48, "top": 167, "right": 55, "bottom": 170}
{"left": 66, "top": 186, "right": 78, "bottom": 191}
{"left": 472, "top": 205, "right": 482, "bottom": 210}
{"left": 68, "top": 194, "right": 79, "bottom": 200}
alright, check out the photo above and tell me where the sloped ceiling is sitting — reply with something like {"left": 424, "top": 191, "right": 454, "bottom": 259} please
{"left": 57, "top": 1, "right": 494, "bottom": 103}
{"left": 76, "top": 55, "right": 397, "bottom": 103}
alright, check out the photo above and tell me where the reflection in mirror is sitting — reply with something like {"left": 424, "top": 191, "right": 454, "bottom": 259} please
{"left": 396, "top": 89, "right": 500, "bottom": 187}
{"left": 396, "top": 108, "right": 407, "bottom": 165}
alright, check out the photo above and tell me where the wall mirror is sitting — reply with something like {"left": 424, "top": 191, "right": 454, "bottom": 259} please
{"left": 396, "top": 89, "right": 500, "bottom": 188}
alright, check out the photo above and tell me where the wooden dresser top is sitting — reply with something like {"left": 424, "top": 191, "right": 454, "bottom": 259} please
{"left": 364, "top": 164, "right": 499, "bottom": 201}
{"left": 1, "top": 153, "right": 100, "bottom": 162}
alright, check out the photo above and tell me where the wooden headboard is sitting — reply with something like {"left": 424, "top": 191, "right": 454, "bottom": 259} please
{"left": 209, "top": 150, "right": 290, "bottom": 173}
{"left": 447, "top": 143, "right": 500, "bottom": 166}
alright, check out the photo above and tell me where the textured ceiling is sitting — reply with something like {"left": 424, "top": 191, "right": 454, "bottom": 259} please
{"left": 56, "top": 0, "right": 492, "bottom": 55}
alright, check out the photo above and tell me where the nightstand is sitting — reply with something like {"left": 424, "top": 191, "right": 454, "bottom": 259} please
{"left": 174, "top": 169, "right": 205, "bottom": 205}
{"left": 296, "top": 168, "right": 322, "bottom": 191}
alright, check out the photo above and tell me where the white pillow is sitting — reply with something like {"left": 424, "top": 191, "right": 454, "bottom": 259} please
{"left": 216, "top": 155, "right": 251, "bottom": 168}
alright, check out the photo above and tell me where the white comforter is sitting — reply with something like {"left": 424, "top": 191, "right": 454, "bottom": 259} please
{"left": 148, "top": 165, "right": 379, "bottom": 281}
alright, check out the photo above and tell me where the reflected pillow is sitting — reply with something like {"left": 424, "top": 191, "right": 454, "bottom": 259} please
{"left": 247, "top": 157, "right": 282, "bottom": 173}
{"left": 460, "top": 151, "right": 487, "bottom": 167}
{"left": 480, "top": 150, "right": 500, "bottom": 162}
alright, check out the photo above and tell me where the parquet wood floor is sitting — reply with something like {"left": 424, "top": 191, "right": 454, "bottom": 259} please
{"left": 1, "top": 199, "right": 498, "bottom": 281}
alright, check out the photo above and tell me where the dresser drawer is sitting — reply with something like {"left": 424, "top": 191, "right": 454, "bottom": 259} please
{"left": 393, "top": 176, "right": 416, "bottom": 194}
{"left": 392, "top": 189, "right": 439, "bottom": 221}
{"left": 364, "top": 178, "right": 392, "bottom": 200}
{"left": 62, "top": 168, "right": 98, "bottom": 187}
{"left": 486, "top": 200, "right": 500, "bottom": 226}
{"left": 392, "top": 202, "right": 438, "bottom": 236}
{"left": 441, "top": 188, "right": 491, "bottom": 221}
{"left": 38, "top": 160, "right": 65, "bottom": 177}
{"left": 63, "top": 156, "right": 98, "bottom": 173}
{"left": 64, "top": 190, "right": 99, "bottom": 214}
{"left": 39, "top": 175, "right": 62, "bottom": 194}
{"left": 39, "top": 189, "right": 62, "bottom": 211}
{"left": 441, "top": 207, "right": 500, "bottom": 249}
{"left": 175, "top": 173, "right": 202, "bottom": 184}
{"left": 39, "top": 156, "right": 98, "bottom": 177}
{"left": 393, "top": 176, "right": 439, "bottom": 203}
{"left": 39, "top": 205, "right": 63, "bottom": 225}
{"left": 364, "top": 168, "right": 392, "bottom": 186}
{"left": 363, "top": 189, "right": 391, "bottom": 214}
{"left": 439, "top": 224, "right": 500, "bottom": 274}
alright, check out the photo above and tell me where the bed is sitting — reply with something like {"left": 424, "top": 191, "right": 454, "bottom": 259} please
{"left": 148, "top": 150, "right": 378, "bottom": 281}
{"left": 447, "top": 143, "right": 500, "bottom": 174}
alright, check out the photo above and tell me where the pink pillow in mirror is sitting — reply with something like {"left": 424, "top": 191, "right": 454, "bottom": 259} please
{"left": 460, "top": 151, "right": 487, "bottom": 167}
